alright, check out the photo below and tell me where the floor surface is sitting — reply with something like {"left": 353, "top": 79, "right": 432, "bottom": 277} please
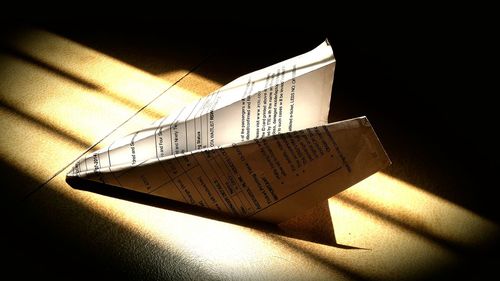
{"left": 1, "top": 17, "right": 499, "bottom": 280}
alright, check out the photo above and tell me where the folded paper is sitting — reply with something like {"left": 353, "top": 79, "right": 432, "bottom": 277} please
{"left": 67, "top": 40, "right": 390, "bottom": 223}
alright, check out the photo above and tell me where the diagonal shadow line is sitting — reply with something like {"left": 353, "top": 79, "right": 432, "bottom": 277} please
{"left": 0, "top": 45, "right": 165, "bottom": 120}
{"left": 0, "top": 102, "right": 91, "bottom": 148}
{"left": 0, "top": 45, "right": 101, "bottom": 91}
{"left": 67, "top": 176, "right": 362, "bottom": 248}
{"left": 23, "top": 53, "right": 212, "bottom": 201}
{"left": 336, "top": 194, "right": 489, "bottom": 256}
{"left": 270, "top": 234, "right": 373, "bottom": 281}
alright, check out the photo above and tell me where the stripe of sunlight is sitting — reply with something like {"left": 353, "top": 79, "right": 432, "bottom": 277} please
{"left": 0, "top": 28, "right": 200, "bottom": 196}
{"left": 306, "top": 172, "right": 500, "bottom": 280}
{"left": 158, "top": 70, "right": 223, "bottom": 96}
{"left": 0, "top": 53, "right": 148, "bottom": 150}
{"left": 2, "top": 27, "right": 201, "bottom": 121}
{"left": 0, "top": 104, "right": 87, "bottom": 199}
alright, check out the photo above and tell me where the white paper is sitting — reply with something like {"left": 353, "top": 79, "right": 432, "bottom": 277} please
{"left": 67, "top": 40, "right": 390, "bottom": 223}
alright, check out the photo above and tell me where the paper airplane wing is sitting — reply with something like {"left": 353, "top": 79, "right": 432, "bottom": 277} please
{"left": 69, "top": 117, "right": 389, "bottom": 223}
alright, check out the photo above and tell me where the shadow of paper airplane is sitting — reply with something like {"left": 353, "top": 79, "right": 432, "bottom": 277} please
{"left": 66, "top": 176, "right": 365, "bottom": 249}
{"left": 278, "top": 200, "right": 368, "bottom": 249}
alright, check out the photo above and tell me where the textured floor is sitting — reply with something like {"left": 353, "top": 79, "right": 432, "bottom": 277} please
{"left": 1, "top": 20, "right": 499, "bottom": 280}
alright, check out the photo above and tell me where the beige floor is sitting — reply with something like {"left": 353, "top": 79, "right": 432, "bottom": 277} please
{"left": 1, "top": 27, "right": 498, "bottom": 280}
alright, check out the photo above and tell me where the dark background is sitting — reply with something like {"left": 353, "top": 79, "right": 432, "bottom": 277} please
{"left": 2, "top": 5, "right": 498, "bottom": 280}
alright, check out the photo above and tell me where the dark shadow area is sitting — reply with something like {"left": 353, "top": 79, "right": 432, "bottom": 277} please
{"left": 0, "top": 158, "right": 41, "bottom": 204}
{"left": 8, "top": 21, "right": 211, "bottom": 78}
{"left": 19, "top": 20, "right": 326, "bottom": 87}
{"left": 66, "top": 175, "right": 358, "bottom": 249}
{"left": 1, "top": 157, "right": 367, "bottom": 280}
{"left": 1, "top": 159, "right": 215, "bottom": 280}
{"left": 270, "top": 235, "right": 373, "bottom": 281}
{"left": 278, "top": 200, "right": 367, "bottom": 250}
{"left": 326, "top": 30, "right": 500, "bottom": 226}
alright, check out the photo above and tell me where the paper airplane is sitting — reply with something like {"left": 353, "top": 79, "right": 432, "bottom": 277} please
{"left": 67, "top": 40, "right": 390, "bottom": 223}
